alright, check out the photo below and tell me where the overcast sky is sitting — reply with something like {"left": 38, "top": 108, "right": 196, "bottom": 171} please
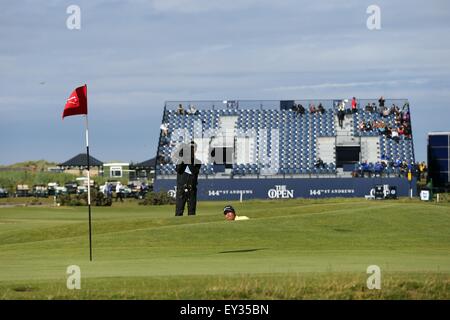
{"left": 1, "top": 0, "right": 449, "bottom": 164}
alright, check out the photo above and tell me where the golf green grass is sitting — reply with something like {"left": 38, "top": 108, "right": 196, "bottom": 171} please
{"left": 0, "top": 198, "right": 449, "bottom": 299}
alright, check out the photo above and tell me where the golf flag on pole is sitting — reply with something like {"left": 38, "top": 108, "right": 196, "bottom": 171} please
{"left": 62, "top": 85, "right": 88, "bottom": 119}
{"left": 62, "top": 84, "right": 93, "bottom": 261}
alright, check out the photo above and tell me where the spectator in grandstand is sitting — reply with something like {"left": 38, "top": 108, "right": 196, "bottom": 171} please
{"left": 297, "top": 103, "right": 305, "bottom": 115}
{"left": 403, "top": 124, "right": 412, "bottom": 139}
{"left": 309, "top": 103, "right": 317, "bottom": 114}
{"left": 358, "top": 121, "right": 365, "bottom": 131}
{"left": 351, "top": 97, "right": 357, "bottom": 113}
{"left": 378, "top": 96, "right": 385, "bottom": 108}
{"left": 382, "top": 106, "right": 390, "bottom": 117}
{"left": 391, "top": 128, "right": 400, "bottom": 143}
{"left": 402, "top": 110, "right": 410, "bottom": 123}
{"left": 385, "top": 125, "right": 392, "bottom": 137}
{"left": 360, "top": 161, "right": 370, "bottom": 177}
{"left": 371, "top": 102, "right": 377, "bottom": 113}
{"left": 188, "top": 104, "right": 198, "bottom": 115}
{"left": 337, "top": 101, "right": 345, "bottom": 128}
{"left": 365, "top": 102, "right": 373, "bottom": 112}
{"left": 160, "top": 122, "right": 169, "bottom": 136}
{"left": 318, "top": 102, "right": 326, "bottom": 114}
{"left": 402, "top": 101, "right": 410, "bottom": 112}
{"left": 395, "top": 113, "right": 402, "bottom": 126}
{"left": 378, "top": 122, "right": 386, "bottom": 135}
{"left": 391, "top": 104, "right": 400, "bottom": 115}
{"left": 177, "top": 104, "right": 185, "bottom": 115}
{"left": 374, "top": 162, "right": 384, "bottom": 175}
{"left": 314, "top": 158, "right": 325, "bottom": 168}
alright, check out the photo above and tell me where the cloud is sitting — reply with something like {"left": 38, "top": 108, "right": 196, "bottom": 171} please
{"left": 265, "top": 79, "right": 430, "bottom": 92}
{"left": 148, "top": 0, "right": 271, "bottom": 14}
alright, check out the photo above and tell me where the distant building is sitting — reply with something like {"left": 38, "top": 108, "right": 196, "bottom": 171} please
{"left": 428, "top": 132, "right": 450, "bottom": 189}
{"left": 59, "top": 153, "right": 103, "bottom": 177}
{"left": 129, "top": 158, "right": 156, "bottom": 181}
{"left": 103, "top": 162, "right": 131, "bottom": 180}
{"left": 58, "top": 154, "right": 156, "bottom": 182}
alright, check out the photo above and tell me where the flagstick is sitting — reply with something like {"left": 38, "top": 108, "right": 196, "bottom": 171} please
{"left": 85, "top": 115, "right": 93, "bottom": 261}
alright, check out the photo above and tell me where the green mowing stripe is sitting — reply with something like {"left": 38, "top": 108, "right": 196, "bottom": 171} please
{"left": 0, "top": 202, "right": 401, "bottom": 247}
{"left": 1, "top": 203, "right": 447, "bottom": 249}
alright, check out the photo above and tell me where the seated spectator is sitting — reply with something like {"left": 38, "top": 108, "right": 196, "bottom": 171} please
{"left": 314, "top": 158, "right": 325, "bottom": 168}
{"left": 365, "top": 103, "right": 373, "bottom": 112}
{"left": 391, "top": 129, "right": 400, "bottom": 143}
{"left": 403, "top": 124, "right": 412, "bottom": 139}
{"left": 187, "top": 104, "right": 198, "bottom": 115}
{"left": 378, "top": 124, "right": 386, "bottom": 135}
{"left": 291, "top": 103, "right": 299, "bottom": 113}
{"left": 359, "top": 121, "right": 365, "bottom": 131}
{"left": 395, "top": 114, "right": 402, "bottom": 126}
{"left": 297, "top": 103, "right": 305, "bottom": 115}
{"left": 402, "top": 101, "right": 410, "bottom": 112}
{"left": 402, "top": 110, "right": 410, "bottom": 123}
{"left": 351, "top": 97, "right": 357, "bottom": 113}
{"left": 318, "top": 102, "right": 325, "bottom": 114}
{"left": 159, "top": 135, "right": 171, "bottom": 146}
{"left": 309, "top": 103, "right": 317, "bottom": 114}
{"left": 385, "top": 125, "right": 392, "bottom": 137}
{"left": 372, "top": 120, "right": 379, "bottom": 129}
{"left": 177, "top": 104, "right": 185, "bottom": 115}
{"left": 160, "top": 122, "right": 169, "bottom": 136}
{"left": 389, "top": 104, "right": 396, "bottom": 115}
{"left": 361, "top": 161, "right": 370, "bottom": 174}
{"left": 382, "top": 107, "right": 390, "bottom": 117}
{"left": 374, "top": 162, "right": 384, "bottom": 174}
{"left": 371, "top": 102, "right": 377, "bottom": 113}
{"left": 392, "top": 104, "right": 400, "bottom": 115}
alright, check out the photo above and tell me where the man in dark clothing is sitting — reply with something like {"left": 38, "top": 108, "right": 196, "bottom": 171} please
{"left": 378, "top": 96, "right": 385, "bottom": 108}
{"left": 298, "top": 103, "right": 305, "bottom": 115}
{"left": 174, "top": 141, "right": 202, "bottom": 216}
{"left": 318, "top": 103, "right": 325, "bottom": 114}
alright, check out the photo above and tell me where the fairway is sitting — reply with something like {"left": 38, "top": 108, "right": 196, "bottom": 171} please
{"left": 0, "top": 198, "right": 449, "bottom": 299}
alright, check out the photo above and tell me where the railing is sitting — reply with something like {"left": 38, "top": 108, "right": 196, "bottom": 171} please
{"left": 164, "top": 99, "right": 410, "bottom": 111}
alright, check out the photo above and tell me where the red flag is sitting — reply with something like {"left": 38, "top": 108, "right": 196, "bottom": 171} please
{"left": 62, "top": 85, "right": 88, "bottom": 119}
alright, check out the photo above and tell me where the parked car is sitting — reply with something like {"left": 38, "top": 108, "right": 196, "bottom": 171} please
{"left": 16, "top": 184, "right": 30, "bottom": 197}
{"left": 64, "top": 182, "right": 78, "bottom": 194}
{"left": 76, "top": 186, "right": 87, "bottom": 195}
{"left": 32, "top": 185, "right": 48, "bottom": 198}
{"left": 55, "top": 186, "right": 68, "bottom": 196}
{"left": 0, "top": 187, "right": 9, "bottom": 198}
{"left": 47, "top": 182, "right": 58, "bottom": 196}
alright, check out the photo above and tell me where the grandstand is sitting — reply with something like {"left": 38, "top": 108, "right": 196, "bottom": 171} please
{"left": 154, "top": 99, "right": 416, "bottom": 200}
